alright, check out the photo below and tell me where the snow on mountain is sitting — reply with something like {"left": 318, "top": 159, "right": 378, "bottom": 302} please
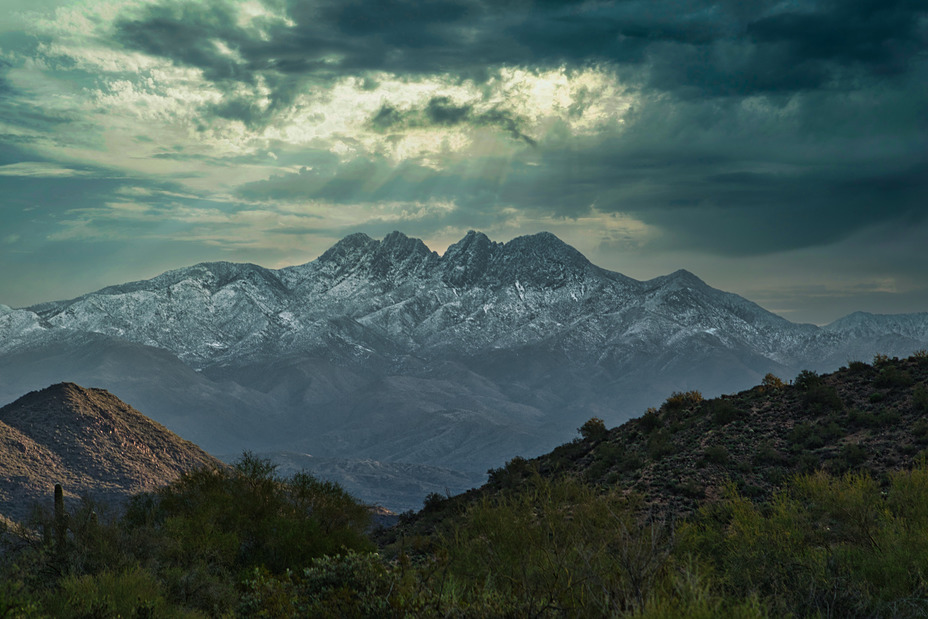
{"left": 3, "top": 230, "right": 927, "bottom": 510}
{"left": 18, "top": 231, "right": 825, "bottom": 370}
{"left": 824, "top": 311, "right": 928, "bottom": 340}
{"left": 0, "top": 305, "right": 46, "bottom": 353}
{"left": 13, "top": 230, "right": 928, "bottom": 382}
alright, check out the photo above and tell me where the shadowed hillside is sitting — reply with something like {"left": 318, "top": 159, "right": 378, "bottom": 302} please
{"left": 385, "top": 351, "right": 928, "bottom": 539}
{"left": 0, "top": 382, "right": 221, "bottom": 522}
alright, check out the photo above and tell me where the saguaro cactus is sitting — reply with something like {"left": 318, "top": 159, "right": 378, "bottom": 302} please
{"left": 53, "top": 483, "right": 68, "bottom": 556}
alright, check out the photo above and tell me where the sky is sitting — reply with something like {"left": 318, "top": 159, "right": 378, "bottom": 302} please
{"left": 0, "top": 0, "right": 926, "bottom": 324}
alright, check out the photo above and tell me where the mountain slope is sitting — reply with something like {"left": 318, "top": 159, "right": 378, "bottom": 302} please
{"left": 383, "top": 352, "right": 928, "bottom": 543}
{"left": 529, "top": 353, "right": 928, "bottom": 516}
{"left": 0, "top": 383, "right": 222, "bottom": 522}
{"left": 19, "top": 231, "right": 920, "bottom": 380}
{"left": 2, "top": 231, "right": 928, "bottom": 510}
{"left": 18, "top": 231, "right": 815, "bottom": 369}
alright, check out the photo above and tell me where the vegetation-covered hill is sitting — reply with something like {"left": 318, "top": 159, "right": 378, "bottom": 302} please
{"left": 392, "top": 351, "right": 928, "bottom": 534}
{"left": 4, "top": 354, "right": 928, "bottom": 617}
{"left": 524, "top": 352, "right": 928, "bottom": 508}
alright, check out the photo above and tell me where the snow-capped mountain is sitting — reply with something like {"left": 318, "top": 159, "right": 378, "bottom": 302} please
{"left": 3, "top": 231, "right": 927, "bottom": 510}
{"left": 22, "top": 231, "right": 822, "bottom": 369}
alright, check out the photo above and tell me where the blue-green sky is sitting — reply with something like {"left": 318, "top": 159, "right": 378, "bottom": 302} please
{"left": 1, "top": 0, "right": 926, "bottom": 324}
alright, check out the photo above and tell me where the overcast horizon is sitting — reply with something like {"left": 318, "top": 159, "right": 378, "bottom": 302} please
{"left": 1, "top": 0, "right": 926, "bottom": 325}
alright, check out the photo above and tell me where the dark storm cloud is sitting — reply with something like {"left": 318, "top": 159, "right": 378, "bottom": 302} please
{"left": 5, "top": 0, "right": 924, "bottom": 284}
{"left": 238, "top": 120, "right": 928, "bottom": 257}
{"left": 0, "top": 51, "right": 80, "bottom": 142}
{"left": 747, "top": 0, "right": 927, "bottom": 72}
{"left": 369, "top": 96, "right": 537, "bottom": 145}
{"left": 106, "top": 0, "right": 928, "bottom": 130}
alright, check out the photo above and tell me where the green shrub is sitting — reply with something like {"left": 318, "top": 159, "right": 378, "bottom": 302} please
{"left": 647, "top": 430, "right": 677, "bottom": 460}
{"left": 662, "top": 390, "right": 703, "bottom": 414}
{"left": 753, "top": 444, "right": 790, "bottom": 467}
{"left": 914, "top": 384, "right": 928, "bottom": 413}
{"left": 42, "top": 566, "right": 182, "bottom": 619}
{"left": 794, "top": 369, "right": 821, "bottom": 391}
{"left": 848, "top": 407, "right": 901, "bottom": 429}
{"left": 439, "top": 476, "right": 670, "bottom": 616}
{"left": 847, "top": 360, "right": 870, "bottom": 373}
{"left": 618, "top": 452, "right": 645, "bottom": 474}
{"left": 594, "top": 441, "right": 624, "bottom": 464}
{"left": 131, "top": 454, "right": 374, "bottom": 576}
{"left": 0, "top": 578, "right": 39, "bottom": 618}
{"left": 709, "top": 399, "right": 743, "bottom": 426}
{"left": 579, "top": 417, "right": 609, "bottom": 441}
{"left": 803, "top": 383, "right": 844, "bottom": 413}
{"left": 762, "top": 373, "right": 786, "bottom": 390}
{"left": 736, "top": 481, "right": 765, "bottom": 499}
{"left": 487, "top": 456, "right": 535, "bottom": 489}
{"left": 789, "top": 418, "right": 845, "bottom": 451}
{"left": 795, "top": 452, "right": 820, "bottom": 474}
{"left": 422, "top": 492, "right": 447, "bottom": 512}
{"left": 826, "top": 443, "right": 868, "bottom": 474}
{"left": 670, "top": 479, "right": 706, "bottom": 499}
{"left": 679, "top": 467, "right": 928, "bottom": 617}
{"left": 701, "top": 445, "right": 731, "bottom": 466}
{"left": 912, "top": 419, "right": 928, "bottom": 444}
{"left": 875, "top": 366, "right": 914, "bottom": 388}
{"left": 639, "top": 408, "right": 663, "bottom": 434}
{"left": 239, "top": 552, "right": 400, "bottom": 618}
{"left": 873, "top": 353, "right": 892, "bottom": 367}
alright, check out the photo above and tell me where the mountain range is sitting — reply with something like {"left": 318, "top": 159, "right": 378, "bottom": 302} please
{"left": 2, "top": 230, "right": 927, "bottom": 510}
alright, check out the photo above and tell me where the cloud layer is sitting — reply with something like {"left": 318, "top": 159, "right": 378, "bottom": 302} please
{"left": 0, "top": 0, "right": 926, "bottom": 322}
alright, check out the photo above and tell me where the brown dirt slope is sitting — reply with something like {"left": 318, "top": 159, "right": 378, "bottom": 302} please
{"left": 0, "top": 382, "right": 222, "bottom": 522}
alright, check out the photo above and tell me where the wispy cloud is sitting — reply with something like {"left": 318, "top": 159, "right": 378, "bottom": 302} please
{"left": 0, "top": 162, "right": 95, "bottom": 177}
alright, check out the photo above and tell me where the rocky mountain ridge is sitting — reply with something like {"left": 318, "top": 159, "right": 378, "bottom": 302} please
{"left": 2, "top": 231, "right": 927, "bottom": 511}
{"left": 14, "top": 231, "right": 916, "bottom": 373}
{"left": 12, "top": 231, "right": 811, "bottom": 367}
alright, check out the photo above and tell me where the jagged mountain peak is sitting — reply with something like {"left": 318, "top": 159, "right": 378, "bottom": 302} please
{"left": 317, "top": 232, "right": 378, "bottom": 265}
{"left": 502, "top": 231, "right": 589, "bottom": 264}
{"left": 12, "top": 229, "right": 928, "bottom": 379}
{"left": 647, "top": 269, "right": 709, "bottom": 290}
{"left": 312, "top": 231, "right": 438, "bottom": 285}
{"left": 439, "top": 230, "right": 596, "bottom": 289}
{"left": 373, "top": 231, "right": 437, "bottom": 263}
{"left": 443, "top": 230, "right": 495, "bottom": 256}
{"left": 441, "top": 230, "right": 499, "bottom": 287}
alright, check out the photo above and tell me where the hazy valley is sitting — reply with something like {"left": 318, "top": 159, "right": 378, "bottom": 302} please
{"left": 3, "top": 231, "right": 928, "bottom": 510}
